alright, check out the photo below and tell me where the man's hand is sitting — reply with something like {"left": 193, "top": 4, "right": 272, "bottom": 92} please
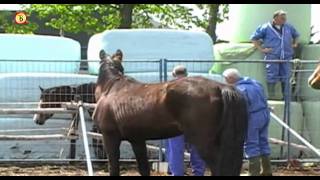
{"left": 260, "top": 48, "right": 273, "bottom": 53}
{"left": 292, "top": 43, "right": 298, "bottom": 48}
{"left": 253, "top": 40, "right": 272, "bottom": 54}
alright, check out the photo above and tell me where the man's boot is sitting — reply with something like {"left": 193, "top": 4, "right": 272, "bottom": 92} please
{"left": 248, "top": 156, "right": 261, "bottom": 176}
{"left": 281, "top": 82, "right": 287, "bottom": 100}
{"left": 261, "top": 155, "right": 273, "bottom": 176}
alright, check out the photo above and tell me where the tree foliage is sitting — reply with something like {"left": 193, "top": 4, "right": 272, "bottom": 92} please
{"left": 2, "top": 4, "right": 229, "bottom": 42}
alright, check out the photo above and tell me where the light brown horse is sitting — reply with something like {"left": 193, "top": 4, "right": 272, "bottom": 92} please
{"left": 93, "top": 50, "right": 248, "bottom": 176}
{"left": 308, "top": 62, "right": 320, "bottom": 89}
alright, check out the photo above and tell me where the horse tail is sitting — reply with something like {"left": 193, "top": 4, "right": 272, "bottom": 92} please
{"left": 215, "top": 86, "right": 248, "bottom": 176}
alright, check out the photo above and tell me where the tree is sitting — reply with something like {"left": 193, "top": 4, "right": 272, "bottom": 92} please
{"left": 2, "top": 4, "right": 229, "bottom": 42}
{"left": 119, "top": 4, "right": 134, "bottom": 29}
{"left": 23, "top": 4, "right": 200, "bottom": 36}
{"left": 197, "top": 4, "right": 229, "bottom": 42}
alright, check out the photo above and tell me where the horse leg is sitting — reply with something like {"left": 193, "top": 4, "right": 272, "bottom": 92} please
{"left": 69, "top": 113, "right": 79, "bottom": 160}
{"left": 130, "top": 141, "right": 150, "bottom": 176}
{"left": 103, "top": 133, "right": 121, "bottom": 176}
{"left": 89, "top": 110, "right": 107, "bottom": 159}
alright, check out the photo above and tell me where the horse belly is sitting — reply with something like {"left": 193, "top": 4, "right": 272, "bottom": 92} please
{"left": 117, "top": 111, "right": 183, "bottom": 140}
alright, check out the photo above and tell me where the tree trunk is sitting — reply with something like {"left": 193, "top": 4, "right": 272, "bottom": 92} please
{"left": 119, "top": 4, "right": 134, "bottom": 29}
{"left": 206, "top": 4, "right": 220, "bottom": 43}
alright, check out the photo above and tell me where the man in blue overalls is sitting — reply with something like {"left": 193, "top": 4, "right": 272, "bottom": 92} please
{"left": 223, "top": 68, "right": 272, "bottom": 176}
{"left": 165, "top": 65, "right": 206, "bottom": 176}
{"left": 251, "top": 10, "right": 299, "bottom": 99}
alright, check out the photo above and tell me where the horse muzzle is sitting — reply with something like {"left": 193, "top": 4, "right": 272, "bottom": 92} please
{"left": 33, "top": 114, "right": 45, "bottom": 125}
{"left": 308, "top": 74, "right": 320, "bottom": 89}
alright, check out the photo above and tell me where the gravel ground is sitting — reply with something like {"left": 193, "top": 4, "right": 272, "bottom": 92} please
{"left": 0, "top": 163, "right": 319, "bottom": 176}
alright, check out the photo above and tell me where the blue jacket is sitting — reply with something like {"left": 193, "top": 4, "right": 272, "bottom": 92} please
{"left": 251, "top": 22, "right": 299, "bottom": 59}
{"left": 236, "top": 77, "right": 269, "bottom": 114}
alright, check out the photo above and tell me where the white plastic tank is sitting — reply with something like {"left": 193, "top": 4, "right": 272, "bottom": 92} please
{"left": 0, "top": 34, "right": 81, "bottom": 73}
{"left": 87, "top": 29, "right": 215, "bottom": 79}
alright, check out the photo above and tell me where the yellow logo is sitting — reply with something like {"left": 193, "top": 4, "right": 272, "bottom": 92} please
{"left": 15, "top": 12, "right": 28, "bottom": 25}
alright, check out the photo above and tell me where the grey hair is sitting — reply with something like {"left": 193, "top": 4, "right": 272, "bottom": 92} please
{"left": 222, "top": 68, "right": 242, "bottom": 80}
{"left": 172, "top": 65, "right": 188, "bottom": 77}
{"left": 273, "top": 10, "right": 287, "bottom": 19}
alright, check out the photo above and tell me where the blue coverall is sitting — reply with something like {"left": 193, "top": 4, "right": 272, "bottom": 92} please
{"left": 251, "top": 22, "right": 299, "bottom": 84}
{"left": 236, "top": 77, "right": 271, "bottom": 158}
{"left": 165, "top": 135, "right": 206, "bottom": 176}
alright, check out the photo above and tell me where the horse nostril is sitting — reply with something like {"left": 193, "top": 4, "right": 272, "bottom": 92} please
{"left": 36, "top": 120, "right": 44, "bottom": 125}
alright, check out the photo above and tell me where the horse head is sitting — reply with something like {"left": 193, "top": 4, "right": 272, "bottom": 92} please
{"left": 33, "top": 85, "right": 75, "bottom": 125}
{"left": 98, "top": 49, "right": 124, "bottom": 81}
{"left": 308, "top": 61, "right": 320, "bottom": 89}
{"left": 95, "top": 49, "right": 125, "bottom": 102}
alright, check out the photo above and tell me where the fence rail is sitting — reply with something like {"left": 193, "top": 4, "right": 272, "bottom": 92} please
{"left": 0, "top": 58, "right": 319, "bottom": 171}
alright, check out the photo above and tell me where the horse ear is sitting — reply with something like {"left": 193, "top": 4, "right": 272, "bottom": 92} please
{"left": 39, "top": 86, "right": 44, "bottom": 92}
{"left": 115, "top": 49, "right": 123, "bottom": 61}
{"left": 116, "top": 49, "right": 123, "bottom": 56}
{"left": 99, "top": 49, "right": 107, "bottom": 60}
{"left": 99, "top": 49, "right": 112, "bottom": 64}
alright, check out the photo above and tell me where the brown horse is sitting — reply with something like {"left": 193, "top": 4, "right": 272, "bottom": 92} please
{"left": 93, "top": 50, "right": 248, "bottom": 176}
{"left": 308, "top": 62, "right": 320, "bottom": 89}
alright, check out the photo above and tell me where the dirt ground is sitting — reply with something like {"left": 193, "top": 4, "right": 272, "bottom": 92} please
{"left": 0, "top": 163, "right": 319, "bottom": 176}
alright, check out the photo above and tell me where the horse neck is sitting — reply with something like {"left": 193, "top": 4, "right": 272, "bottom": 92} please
{"left": 97, "top": 68, "right": 119, "bottom": 85}
{"left": 97, "top": 68, "right": 122, "bottom": 93}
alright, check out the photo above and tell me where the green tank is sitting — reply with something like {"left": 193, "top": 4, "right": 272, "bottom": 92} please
{"left": 223, "top": 4, "right": 311, "bottom": 44}
{"left": 210, "top": 43, "right": 283, "bottom": 100}
{"left": 302, "top": 102, "right": 320, "bottom": 150}
{"left": 298, "top": 45, "right": 320, "bottom": 101}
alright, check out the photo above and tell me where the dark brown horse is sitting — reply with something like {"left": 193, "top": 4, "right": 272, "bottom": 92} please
{"left": 33, "top": 82, "right": 96, "bottom": 125}
{"left": 33, "top": 83, "right": 106, "bottom": 159}
{"left": 93, "top": 50, "right": 248, "bottom": 176}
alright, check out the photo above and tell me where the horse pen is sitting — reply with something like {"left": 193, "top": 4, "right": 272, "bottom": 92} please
{"left": 0, "top": 56, "right": 319, "bottom": 176}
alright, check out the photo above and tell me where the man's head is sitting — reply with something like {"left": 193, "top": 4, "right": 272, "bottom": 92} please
{"left": 223, "top": 68, "right": 242, "bottom": 84}
{"left": 172, "top": 65, "right": 188, "bottom": 79}
{"left": 273, "top": 10, "right": 287, "bottom": 25}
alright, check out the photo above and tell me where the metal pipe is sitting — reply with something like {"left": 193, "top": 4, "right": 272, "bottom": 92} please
{"left": 0, "top": 158, "right": 319, "bottom": 164}
{"left": 164, "top": 59, "right": 320, "bottom": 64}
{"left": 78, "top": 102, "right": 94, "bottom": 176}
{"left": 0, "top": 108, "right": 76, "bottom": 115}
{"left": 0, "top": 159, "right": 162, "bottom": 163}
{"left": 0, "top": 134, "right": 77, "bottom": 141}
{"left": 0, "top": 128, "right": 67, "bottom": 133}
{"left": 270, "top": 112, "right": 320, "bottom": 157}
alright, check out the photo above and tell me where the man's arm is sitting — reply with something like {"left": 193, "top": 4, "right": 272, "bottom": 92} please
{"left": 251, "top": 24, "right": 272, "bottom": 54}
{"left": 290, "top": 24, "right": 300, "bottom": 48}
{"left": 252, "top": 40, "right": 272, "bottom": 54}
{"left": 292, "top": 37, "right": 299, "bottom": 48}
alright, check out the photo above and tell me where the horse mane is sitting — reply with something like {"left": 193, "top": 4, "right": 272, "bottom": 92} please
{"left": 102, "top": 76, "right": 123, "bottom": 96}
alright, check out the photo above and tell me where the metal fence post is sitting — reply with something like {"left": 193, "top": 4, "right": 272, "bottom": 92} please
{"left": 78, "top": 101, "right": 94, "bottom": 176}
{"left": 164, "top": 59, "right": 168, "bottom": 82}
{"left": 280, "top": 61, "right": 288, "bottom": 158}
{"left": 159, "top": 59, "right": 163, "bottom": 83}
{"left": 157, "top": 59, "right": 164, "bottom": 172}
{"left": 286, "top": 61, "right": 292, "bottom": 163}
{"left": 160, "top": 59, "right": 168, "bottom": 164}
